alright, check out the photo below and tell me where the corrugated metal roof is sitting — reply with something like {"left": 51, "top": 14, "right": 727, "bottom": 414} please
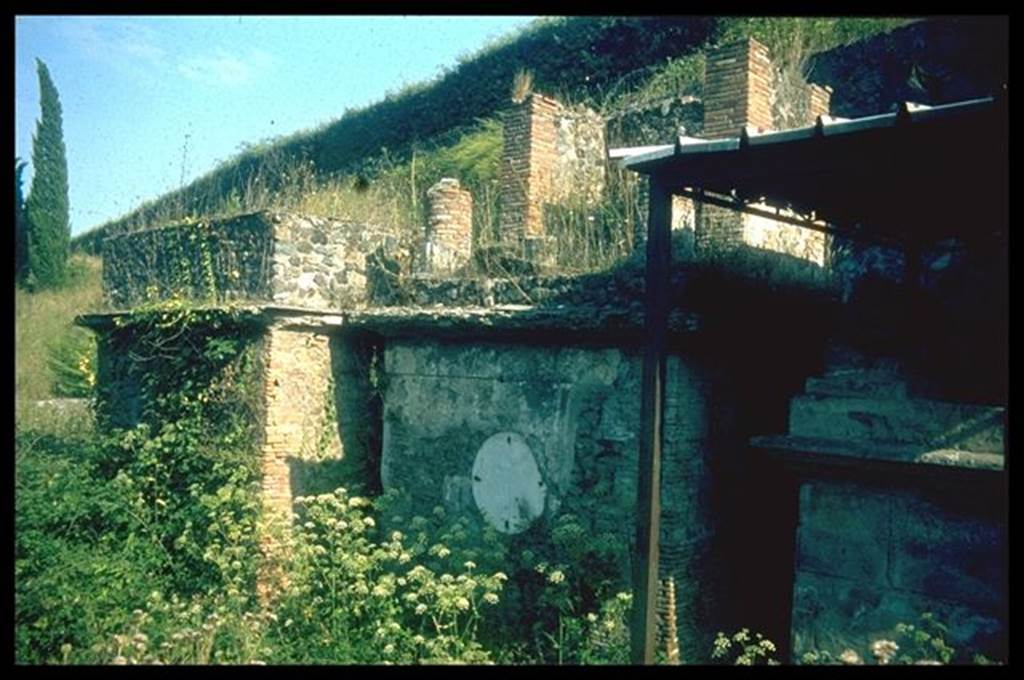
{"left": 615, "top": 97, "right": 995, "bottom": 172}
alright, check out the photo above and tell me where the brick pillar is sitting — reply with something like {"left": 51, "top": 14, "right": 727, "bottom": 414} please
{"left": 422, "top": 178, "right": 473, "bottom": 275}
{"left": 260, "top": 325, "right": 338, "bottom": 520}
{"left": 697, "top": 38, "right": 775, "bottom": 255}
{"left": 806, "top": 83, "right": 832, "bottom": 123}
{"left": 499, "top": 93, "right": 561, "bottom": 246}
{"left": 702, "top": 37, "right": 773, "bottom": 138}
{"left": 257, "top": 324, "right": 340, "bottom": 602}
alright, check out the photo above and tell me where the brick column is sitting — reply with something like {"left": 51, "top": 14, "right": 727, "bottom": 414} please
{"left": 697, "top": 39, "right": 775, "bottom": 255}
{"left": 260, "top": 325, "right": 339, "bottom": 520}
{"left": 806, "top": 83, "right": 832, "bottom": 123}
{"left": 499, "top": 93, "right": 561, "bottom": 245}
{"left": 702, "top": 37, "right": 773, "bottom": 138}
{"left": 421, "top": 178, "right": 473, "bottom": 275}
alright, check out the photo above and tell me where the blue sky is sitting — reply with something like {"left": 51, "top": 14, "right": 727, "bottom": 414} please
{"left": 15, "top": 15, "right": 538, "bottom": 236}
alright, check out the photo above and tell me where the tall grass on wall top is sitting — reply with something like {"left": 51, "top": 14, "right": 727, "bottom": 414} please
{"left": 71, "top": 18, "right": 910, "bottom": 260}
{"left": 74, "top": 17, "right": 719, "bottom": 243}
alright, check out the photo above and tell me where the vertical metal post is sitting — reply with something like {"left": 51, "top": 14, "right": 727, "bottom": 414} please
{"left": 631, "top": 173, "right": 672, "bottom": 664}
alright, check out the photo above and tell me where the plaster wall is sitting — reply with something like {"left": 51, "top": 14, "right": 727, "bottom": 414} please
{"left": 378, "top": 337, "right": 734, "bottom": 660}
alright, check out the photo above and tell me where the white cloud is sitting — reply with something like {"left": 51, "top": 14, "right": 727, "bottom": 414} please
{"left": 57, "top": 17, "right": 166, "bottom": 77}
{"left": 178, "top": 48, "right": 272, "bottom": 87}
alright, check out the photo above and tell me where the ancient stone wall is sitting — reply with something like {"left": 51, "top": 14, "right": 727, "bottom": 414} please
{"left": 605, "top": 96, "right": 704, "bottom": 148}
{"left": 552, "top": 104, "right": 606, "bottom": 206}
{"left": 378, "top": 338, "right": 738, "bottom": 660}
{"left": 102, "top": 211, "right": 394, "bottom": 310}
{"left": 792, "top": 481, "right": 1006, "bottom": 661}
{"left": 693, "top": 38, "right": 829, "bottom": 268}
{"left": 806, "top": 17, "right": 1007, "bottom": 119}
{"left": 102, "top": 213, "right": 275, "bottom": 309}
{"left": 269, "top": 213, "right": 394, "bottom": 309}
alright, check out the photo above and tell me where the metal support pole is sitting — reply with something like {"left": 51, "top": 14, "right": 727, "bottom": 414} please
{"left": 631, "top": 174, "right": 672, "bottom": 664}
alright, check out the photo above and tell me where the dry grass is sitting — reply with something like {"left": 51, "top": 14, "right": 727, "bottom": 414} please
{"left": 15, "top": 254, "right": 104, "bottom": 424}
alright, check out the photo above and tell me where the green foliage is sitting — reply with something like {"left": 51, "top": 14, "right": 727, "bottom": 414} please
{"left": 713, "top": 17, "right": 911, "bottom": 73}
{"left": 16, "top": 311, "right": 264, "bottom": 663}
{"left": 46, "top": 325, "right": 97, "bottom": 397}
{"left": 15, "top": 253, "right": 103, "bottom": 410}
{"left": 16, "top": 157, "right": 29, "bottom": 283}
{"left": 376, "top": 489, "right": 632, "bottom": 664}
{"left": 265, "top": 489, "right": 508, "bottom": 664}
{"left": 890, "top": 612, "right": 957, "bottom": 665}
{"left": 25, "top": 59, "right": 71, "bottom": 290}
{"left": 604, "top": 52, "right": 706, "bottom": 111}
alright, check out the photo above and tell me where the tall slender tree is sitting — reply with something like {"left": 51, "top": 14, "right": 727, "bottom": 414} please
{"left": 15, "top": 157, "right": 28, "bottom": 284}
{"left": 24, "top": 59, "right": 70, "bottom": 289}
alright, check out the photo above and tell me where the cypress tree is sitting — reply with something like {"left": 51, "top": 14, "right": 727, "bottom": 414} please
{"left": 24, "top": 59, "right": 70, "bottom": 289}
{"left": 15, "top": 157, "right": 28, "bottom": 284}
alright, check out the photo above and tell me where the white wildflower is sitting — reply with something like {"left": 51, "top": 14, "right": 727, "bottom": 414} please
{"left": 839, "top": 649, "right": 863, "bottom": 665}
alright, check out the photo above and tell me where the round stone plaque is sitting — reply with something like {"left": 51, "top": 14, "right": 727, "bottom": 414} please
{"left": 471, "top": 432, "right": 546, "bottom": 534}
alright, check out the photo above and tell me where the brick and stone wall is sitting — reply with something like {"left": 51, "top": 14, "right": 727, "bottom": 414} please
{"left": 102, "top": 211, "right": 395, "bottom": 310}
{"left": 694, "top": 38, "right": 828, "bottom": 268}
{"left": 499, "top": 94, "right": 606, "bottom": 251}
{"left": 378, "top": 338, "right": 737, "bottom": 660}
{"left": 419, "top": 178, "right": 473, "bottom": 275}
{"left": 500, "top": 94, "right": 559, "bottom": 243}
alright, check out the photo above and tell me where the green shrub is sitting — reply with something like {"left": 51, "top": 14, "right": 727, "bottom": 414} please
{"left": 47, "top": 326, "right": 97, "bottom": 398}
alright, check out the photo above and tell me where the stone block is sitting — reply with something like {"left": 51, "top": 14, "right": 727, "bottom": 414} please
{"left": 795, "top": 482, "right": 890, "bottom": 584}
{"left": 888, "top": 493, "right": 1005, "bottom": 609}
{"left": 804, "top": 370, "right": 908, "bottom": 399}
{"left": 789, "top": 394, "right": 1004, "bottom": 452}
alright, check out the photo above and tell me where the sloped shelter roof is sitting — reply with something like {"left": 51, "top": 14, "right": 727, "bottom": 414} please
{"left": 619, "top": 93, "right": 1007, "bottom": 664}
{"left": 619, "top": 95, "right": 1007, "bottom": 246}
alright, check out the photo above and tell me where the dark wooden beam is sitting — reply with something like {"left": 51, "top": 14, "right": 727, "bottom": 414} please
{"left": 631, "top": 173, "right": 671, "bottom": 664}
{"left": 674, "top": 187, "right": 904, "bottom": 248}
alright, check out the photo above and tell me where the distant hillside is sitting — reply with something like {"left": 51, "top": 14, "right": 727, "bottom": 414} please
{"left": 806, "top": 16, "right": 1007, "bottom": 117}
{"left": 75, "top": 16, "right": 920, "bottom": 253}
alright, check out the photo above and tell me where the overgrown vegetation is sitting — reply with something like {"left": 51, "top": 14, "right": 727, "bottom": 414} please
{"left": 16, "top": 309, "right": 263, "bottom": 663}
{"left": 15, "top": 253, "right": 102, "bottom": 414}
{"left": 73, "top": 17, "right": 911, "bottom": 255}
{"left": 15, "top": 304, "right": 637, "bottom": 663}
